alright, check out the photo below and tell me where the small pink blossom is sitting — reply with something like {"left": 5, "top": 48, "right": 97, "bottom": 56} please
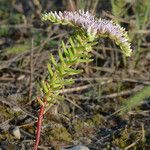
{"left": 42, "top": 10, "right": 132, "bottom": 56}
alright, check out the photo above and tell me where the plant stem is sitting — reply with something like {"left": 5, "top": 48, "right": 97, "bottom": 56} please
{"left": 34, "top": 104, "right": 45, "bottom": 150}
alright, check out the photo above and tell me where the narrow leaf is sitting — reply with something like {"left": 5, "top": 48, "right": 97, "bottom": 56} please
{"left": 47, "top": 63, "right": 53, "bottom": 77}
{"left": 41, "top": 80, "right": 49, "bottom": 93}
{"left": 50, "top": 53, "right": 57, "bottom": 67}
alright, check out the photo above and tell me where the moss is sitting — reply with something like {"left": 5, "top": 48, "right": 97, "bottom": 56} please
{"left": 112, "top": 128, "right": 144, "bottom": 149}
{"left": 73, "top": 114, "right": 103, "bottom": 134}
{"left": 0, "top": 105, "right": 14, "bottom": 122}
{"left": 86, "top": 114, "right": 104, "bottom": 126}
{"left": 73, "top": 120, "right": 85, "bottom": 132}
{"left": 0, "top": 105, "right": 23, "bottom": 143}
{"left": 72, "top": 116, "right": 102, "bottom": 138}
{"left": 112, "top": 128, "right": 129, "bottom": 148}
{"left": 0, "top": 131, "right": 14, "bottom": 143}
{"left": 0, "top": 26, "right": 9, "bottom": 37}
{"left": 24, "top": 125, "right": 35, "bottom": 135}
{"left": 46, "top": 125, "right": 72, "bottom": 144}
{"left": 5, "top": 42, "right": 31, "bottom": 55}
{"left": 9, "top": 13, "right": 24, "bottom": 24}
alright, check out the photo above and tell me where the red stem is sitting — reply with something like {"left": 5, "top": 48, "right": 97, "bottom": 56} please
{"left": 34, "top": 105, "right": 45, "bottom": 150}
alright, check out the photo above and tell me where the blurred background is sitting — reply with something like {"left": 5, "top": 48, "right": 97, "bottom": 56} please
{"left": 0, "top": 0, "right": 150, "bottom": 149}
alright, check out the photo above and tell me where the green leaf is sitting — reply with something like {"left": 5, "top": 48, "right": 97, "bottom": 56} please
{"left": 41, "top": 80, "right": 49, "bottom": 93}
{"left": 50, "top": 53, "right": 57, "bottom": 67}
{"left": 58, "top": 49, "right": 65, "bottom": 63}
{"left": 77, "top": 58, "right": 93, "bottom": 63}
{"left": 66, "top": 59, "right": 77, "bottom": 65}
{"left": 5, "top": 42, "right": 30, "bottom": 55}
{"left": 47, "top": 63, "right": 53, "bottom": 77}
{"left": 62, "top": 41, "right": 69, "bottom": 57}
{"left": 121, "top": 86, "right": 150, "bottom": 114}
{"left": 57, "top": 64, "right": 65, "bottom": 75}
{"left": 66, "top": 68, "right": 82, "bottom": 75}
{"left": 64, "top": 78, "right": 74, "bottom": 85}
{"left": 69, "top": 38, "right": 76, "bottom": 54}
{"left": 67, "top": 47, "right": 74, "bottom": 60}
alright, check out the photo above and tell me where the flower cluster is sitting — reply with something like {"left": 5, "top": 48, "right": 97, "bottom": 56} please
{"left": 42, "top": 10, "right": 132, "bottom": 56}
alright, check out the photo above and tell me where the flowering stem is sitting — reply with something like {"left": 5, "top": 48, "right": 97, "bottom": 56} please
{"left": 34, "top": 103, "right": 45, "bottom": 150}
{"left": 33, "top": 10, "right": 132, "bottom": 149}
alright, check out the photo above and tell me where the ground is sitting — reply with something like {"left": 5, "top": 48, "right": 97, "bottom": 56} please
{"left": 0, "top": 0, "right": 150, "bottom": 150}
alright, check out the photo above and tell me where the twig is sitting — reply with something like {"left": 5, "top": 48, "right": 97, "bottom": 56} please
{"left": 87, "top": 66, "right": 115, "bottom": 73}
{"left": 141, "top": 123, "right": 145, "bottom": 142}
{"left": 29, "top": 39, "right": 34, "bottom": 101}
{"left": 20, "top": 128, "right": 35, "bottom": 139}
{"left": 7, "top": 67, "right": 42, "bottom": 77}
{"left": 68, "top": 0, "right": 76, "bottom": 11}
{"left": 59, "top": 84, "right": 92, "bottom": 94}
{"left": 73, "top": 77, "right": 150, "bottom": 85}
{"left": 0, "top": 77, "right": 14, "bottom": 82}
{"left": 100, "top": 86, "right": 143, "bottom": 99}
{"left": 91, "top": 50, "right": 104, "bottom": 59}
{"left": 102, "top": 11, "right": 130, "bottom": 23}
{"left": 134, "top": 30, "right": 150, "bottom": 34}
{"left": 124, "top": 140, "right": 139, "bottom": 150}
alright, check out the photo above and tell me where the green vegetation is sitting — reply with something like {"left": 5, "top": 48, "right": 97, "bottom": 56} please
{"left": 5, "top": 43, "right": 31, "bottom": 55}
{"left": 121, "top": 85, "right": 150, "bottom": 113}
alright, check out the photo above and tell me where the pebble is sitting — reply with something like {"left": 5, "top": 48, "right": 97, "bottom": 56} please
{"left": 61, "top": 146, "right": 89, "bottom": 150}
{"left": 146, "top": 52, "right": 150, "bottom": 60}
{"left": 12, "top": 126, "right": 21, "bottom": 139}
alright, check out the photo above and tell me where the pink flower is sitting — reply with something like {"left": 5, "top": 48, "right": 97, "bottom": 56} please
{"left": 42, "top": 10, "right": 132, "bottom": 56}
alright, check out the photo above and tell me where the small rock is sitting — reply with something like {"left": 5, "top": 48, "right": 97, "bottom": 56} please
{"left": 12, "top": 126, "right": 21, "bottom": 139}
{"left": 146, "top": 52, "right": 150, "bottom": 60}
{"left": 62, "top": 145, "right": 89, "bottom": 150}
{"left": 17, "top": 75, "right": 25, "bottom": 81}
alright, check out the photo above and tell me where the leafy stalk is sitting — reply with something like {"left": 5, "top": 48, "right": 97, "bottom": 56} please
{"left": 34, "top": 35, "right": 93, "bottom": 149}
{"left": 34, "top": 10, "right": 132, "bottom": 149}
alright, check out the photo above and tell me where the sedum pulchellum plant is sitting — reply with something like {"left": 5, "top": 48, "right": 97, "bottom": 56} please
{"left": 34, "top": 10, "right": 132, "bottom": 150}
